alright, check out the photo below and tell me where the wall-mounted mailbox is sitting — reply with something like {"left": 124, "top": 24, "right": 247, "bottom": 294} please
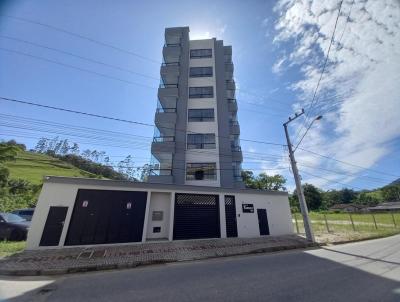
{"left": 242, "top": 203, "right": 254, "bottom": 213}
{"left": 153, "top": 226, "right": 161, "bottom": 233}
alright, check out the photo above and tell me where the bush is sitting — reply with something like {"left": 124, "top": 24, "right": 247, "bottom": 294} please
{"left": 0, "top": 194, "right": 37, "bottom": 212}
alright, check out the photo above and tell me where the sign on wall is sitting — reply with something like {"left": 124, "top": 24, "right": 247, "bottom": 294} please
{"left": 242, "top": 203, "right": 254, "bottom": 213}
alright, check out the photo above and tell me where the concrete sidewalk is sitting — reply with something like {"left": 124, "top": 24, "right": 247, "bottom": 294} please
{"left": 0, "top": 235, "right": 313, "bottom": 276}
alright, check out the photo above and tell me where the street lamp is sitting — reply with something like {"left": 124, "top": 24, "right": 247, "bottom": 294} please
{"left": 283, "top": 111, "right": 323, "bottom": 243}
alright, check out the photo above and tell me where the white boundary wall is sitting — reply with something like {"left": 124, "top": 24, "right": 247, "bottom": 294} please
{"left": 27, "top": 177, "right": 293, "bottom": 250}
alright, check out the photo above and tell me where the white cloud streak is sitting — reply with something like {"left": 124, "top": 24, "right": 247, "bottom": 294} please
{"left": 272, "top": 0, "right": 400, "bottom": 189}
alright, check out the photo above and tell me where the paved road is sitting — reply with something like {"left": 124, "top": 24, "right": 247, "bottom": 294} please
{"left": 1, "top": 235, "right": 400, "bottom": 302}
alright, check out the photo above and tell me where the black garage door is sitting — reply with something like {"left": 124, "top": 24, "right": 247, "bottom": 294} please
{"left": 65, "top": 189, "right": 147, "bottom": 246}
{"left": 173, "top": 193, "right": 220, "bottom": 240}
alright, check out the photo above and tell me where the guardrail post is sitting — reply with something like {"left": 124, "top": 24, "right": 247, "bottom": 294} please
{"left": 324, "top": 214, "right": 331, "bottom": 233}
{"left": 349, "top": 213, "right": 356, "bottom": 231}
{"left": 372, "top": 213, "right": 378, "bottom": 229}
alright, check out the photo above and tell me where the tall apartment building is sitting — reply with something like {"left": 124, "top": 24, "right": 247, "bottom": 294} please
{"left": 148, "top": 27, "right": 244, "bottom": 189}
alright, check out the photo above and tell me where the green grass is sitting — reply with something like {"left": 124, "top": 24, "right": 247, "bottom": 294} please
{"left": 292, "top": 212, "right": 400, "bottom": 243}
{"left": 5, "top": 150, "right": 96, "bottom": 184}
{"left": 0, "top": 240, "right": 26, "bottom": 257}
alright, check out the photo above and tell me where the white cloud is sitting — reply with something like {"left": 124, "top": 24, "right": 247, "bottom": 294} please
{"left": 272, "top": 56, "right": 287, "bottom": 74}
{"left": 271, "top": 0, "right": 400, "bottom": 189}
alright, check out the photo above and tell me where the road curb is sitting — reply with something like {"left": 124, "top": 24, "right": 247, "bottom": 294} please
{"left": 0, "top": 242, "right": 315, "bottom": 276}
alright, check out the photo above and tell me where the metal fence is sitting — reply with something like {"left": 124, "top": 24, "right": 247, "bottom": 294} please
{"left": 292, "top": 212, "right": 400, "bottom": 235}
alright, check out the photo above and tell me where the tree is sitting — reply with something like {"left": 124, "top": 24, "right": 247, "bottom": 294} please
{"left": 241, "top": 170, "right": 257, "bottom": 189}
{"left": 293, "top": 183, "right": 323, "bottom": 211}
{"left": 382, "top": 185, "right": 400, "bottom": 202}
{"left": 256, "top": 173, "right": 286, "bottom": 191}
{"left": 34, "top": 138, "right": 48, "bottom": 153}
{"left": 356, "top": 192, "right": 380, "bottom": 205}
{"left": 0, "top": 143, "right": 18, "bottom": 188}
{"left": 70, "top": 142, "right": 80, "bottom": 155}
{"left": 341, "top": 188, "right": 357, "bottom": 203}
{"left": 82, "top": 149, "right": 92, "bottom": 159}
{"left": 241, "top": 170, "right": 286, "bottom": 191}
{"left": 60, "top": 139, "right": 70, "bottom": 155}
{"left": 0, "top": 165, "right": 9, "bottom": 188}
{"left": 8, "top": 179, "right": 32, "bottom": 195}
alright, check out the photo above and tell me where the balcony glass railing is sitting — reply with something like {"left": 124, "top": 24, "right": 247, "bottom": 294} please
{"left": 150, "top": 168, "right": 173, "bottom": 176}
{"left": 227, "top": 98, "right": 237, "bottom": 104}
{"left": 164, "top": 43, "right": 181, "bottom": 47}
{"left": 161, "top": 62, "right": 180, "bottom": 66}
{"left": 159, "top": 83, "right": 179, "bottom": 88}
{"left": 231, "top": 145, "right": 241, "bottom": 152}
{"left": 153, "top": 136, "right": 175, "bottom": 143}
{"left": 156, "top": 107, "right": 177, "bottom": 113}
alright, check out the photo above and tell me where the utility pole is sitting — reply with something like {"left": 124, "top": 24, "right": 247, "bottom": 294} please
{"left": 283, "top": 109, "right": 315, "bottom": 242}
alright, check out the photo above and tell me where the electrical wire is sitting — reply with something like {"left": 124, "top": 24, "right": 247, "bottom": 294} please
{"left": 1, "top": 14, "right": 161, "bottom": 64}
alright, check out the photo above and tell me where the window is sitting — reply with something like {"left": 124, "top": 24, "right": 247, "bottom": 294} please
{"left": 190, "top": 67, "right": 213, "bottom": 78}
{"left": 187, "top": 134, "right": 216, "bottom": 149}
{"left": 186, "top": 163, "right": 217, "bottom": 180}
{"left": 188, "top": 109, "right": 214, "bottom": 122}
{"left": 190, "top": 49, "right": 212, "bottom": 58}
{"left": 189, "top": 86, "right": 213, "bottom": 98}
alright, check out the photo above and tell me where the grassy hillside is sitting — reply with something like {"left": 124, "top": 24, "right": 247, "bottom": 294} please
{"left": 5, "top": 150, "right": 97, "bottom": 184}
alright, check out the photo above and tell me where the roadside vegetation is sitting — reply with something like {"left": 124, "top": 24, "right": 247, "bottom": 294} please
{"left": 293, "top": 212, "right": 400, "bottom": 243}
{"left": 0, "top": 240, "right": 26, "bottom": 257}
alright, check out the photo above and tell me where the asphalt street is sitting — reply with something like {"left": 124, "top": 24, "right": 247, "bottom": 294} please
{"left": 1, "top": 235, "right": 400, "bottom": 302}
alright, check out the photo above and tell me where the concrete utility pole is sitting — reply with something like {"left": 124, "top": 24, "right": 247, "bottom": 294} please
{"left": 283, "top": 109, "right": 315, "bottom": 242}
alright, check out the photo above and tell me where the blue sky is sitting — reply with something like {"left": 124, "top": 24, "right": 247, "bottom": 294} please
{"left": 0, "top": 0, "right": 399, "bottom": 191}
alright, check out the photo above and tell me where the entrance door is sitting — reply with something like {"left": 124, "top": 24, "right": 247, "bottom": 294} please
{"left": 173, "top": 193, "right": 220, "bottom": 240}
{"left": 40, "top": 206, "right": 68, "bottom": 246}
{"left": 224, "top": 195, "right": 238, "bottom": 237}
{"left": 257, "top": 209, "right": 270, "bottom": 236}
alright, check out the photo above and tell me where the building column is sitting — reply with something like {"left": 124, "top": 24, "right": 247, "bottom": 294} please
{"left": 219, "top": 193, "right": 227, "bottom": 238}
{"left": 142, "top": 191, "right": 152, "bottom": 243}
{"left": 168, "top": 192, "right": 175, "bottom": 241}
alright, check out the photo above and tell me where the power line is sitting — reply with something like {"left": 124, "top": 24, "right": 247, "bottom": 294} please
{"left": 0, "top": 35, "right": 160, "bottom": 81}
{"left": 1, "top": 14, "right": 161, "bottom": 64}
{"left": 293, "top": 0, "right": 344, "bottom": 146}
{"left": 300, "top": 170, "right": 364, "bottom": 190}
{"left": 0, "top": 47, "right": 158, "bottom": 90}
{"left": 297, "top": 147, "right": 400, "bottom": 178}
{"left": 0, "top": 96, "right": 286, "bottom": 147}
{"left": 298, "top": 162, "right": 392, "bottom": 185}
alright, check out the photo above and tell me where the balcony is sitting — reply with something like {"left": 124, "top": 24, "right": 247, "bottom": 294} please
{"left": 229, "top": 121, "right": 240, "bottom": 135}
{"left": 158, "top": 85, "right": 179, "bottom": 108}
{"left": 160, "top": 62, "right": 180, "bottom": 85}
{"left": 228, "top": 98, "right": 238, "bottom": 112}
{"left": 155, "top": 107, "right": 177, "bottom": 129}
{"left": 231, "top": 146, "right": 243, "bottom": 162}
{"left": 151, "top": 136, "right": 175, "bottom": 156}
{"left": 165, "top": 27, "right": 186, "bottom": 45}
{"left": 226, "top": 89, "right": 235, "bottom": 99}
{"left": 148, "top": 168, "right": 173, "bottom": 184}
{"left": 226, "top": 80, "right": 235, "bottom": 90}
{"left": 225, "top": 62, "right": 234, "bottom": 79}
{"left": 163, "top": 45, "right": 181, "bottom": 63}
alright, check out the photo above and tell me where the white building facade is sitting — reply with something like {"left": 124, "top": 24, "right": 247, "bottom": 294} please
{"left": 25, "top": 27, "right": 294, "bottom": 250}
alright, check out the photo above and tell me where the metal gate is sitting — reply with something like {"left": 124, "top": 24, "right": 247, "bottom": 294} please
{"left": 224, "top": 195, "right": 238, "bottom": 237}
{"left": 65, "top": 189, "right": 147, "bottom": 245}
{"left": 173, "top": 193, "right": 220, "bottom": 240}
{"left": 40, "top": 206, "right": 68, "bottom": 246}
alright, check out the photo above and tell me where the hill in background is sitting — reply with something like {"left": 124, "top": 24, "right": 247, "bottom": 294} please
{"left": 5, "top": 149, "right": 97, "bottom": 184}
